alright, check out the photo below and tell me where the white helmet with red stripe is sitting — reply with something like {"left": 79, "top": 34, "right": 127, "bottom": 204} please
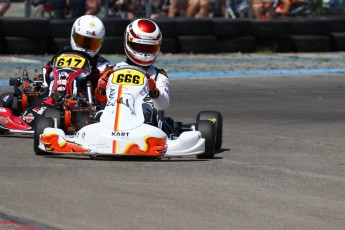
{"left": 124, "top": 19, "right": 162, "bottom": 66}
{"left": 70, "top": 15, "right": 105, "bottom": 57}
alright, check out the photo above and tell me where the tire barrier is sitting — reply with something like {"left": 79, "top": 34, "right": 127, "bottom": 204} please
{"left": 1, "top": 16, "right": 345, "bottom": 54}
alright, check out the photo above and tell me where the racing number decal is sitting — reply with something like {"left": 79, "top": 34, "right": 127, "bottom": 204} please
{"left": 112, "top": 69, "right": 145, "bottom": 86}
{"left": 55, "top": 55, "right": 86, "bottom": 68}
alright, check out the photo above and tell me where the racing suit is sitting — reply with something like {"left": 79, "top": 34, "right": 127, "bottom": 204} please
{"left": 45, "top": 46, "right": 110, "bottom": 92}
{"left": 21, "top": 48, "right": 110, "bottom": 128}
{"left": 94, "top": 59, "right": 170, "bottom": 111}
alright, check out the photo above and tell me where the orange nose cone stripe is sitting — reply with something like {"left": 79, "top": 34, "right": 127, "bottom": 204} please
{"left": 114, "top": 85, "right": 123, "bottom": 131}
{"left": 112, "top": 140, "right": 117, "bottom": 154}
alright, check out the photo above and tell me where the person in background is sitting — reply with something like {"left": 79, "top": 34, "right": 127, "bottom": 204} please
{"left": 150, "top": 0, "right": 170, "bottom": 19}
{"left": 0, "top": 0, "right": 10, "bottom": 16}
{"left": 252, "top": 0, "right": 275, "bottom": 19}
{"left": 94, "top": 18, "right": 170, "bottom": 117}
{"left": 274, "top": 0, "right": 292, "bottom": 17}
{"left": 85, "top": 0, "right": 101, "bottom": 15}
{"left": 49, "top": 0, "right": 67, "bottom": 18}
{"left": 186, "top": 0, "right": 209, "bottom": 17}
{"left": 185, "top": 0, "right": 228, "bottom": 18}
{"left": 168, "top": 0, "right": 188, "bottom": 17}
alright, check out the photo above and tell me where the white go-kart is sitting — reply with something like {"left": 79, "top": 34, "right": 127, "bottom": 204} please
{"left": 34, "top": 66, "right": 223, "bottom": 159}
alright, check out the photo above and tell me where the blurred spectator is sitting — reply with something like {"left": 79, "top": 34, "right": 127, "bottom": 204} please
{"left": 108, "top": 0, "right": 145, "bottom": 18}
{"left": 168, "top": 0, "right": 188, "bottom": 16}
{"left": 209, "top": 0, "right": 227, "bottom": 17}
{"left": 49, "top": 0, "right": 67, "bottom": 18}
{"left": 185, "top": 0, "right": 228, "bottom": 17}
{"left": 186, "top": 0, "right": 209, "bottom": 17}
{"left": 68, "top": 0, "right": 87, "bottom": 18}
{"left": 252, "top": 0, "right": 275, "bottom": 19}
{"left": 0, "top": 0, "right": 10, "bottom": 16}
{"left": 150, "top": 0, "right": 170, "bottom": 19}
{"left": 32, "top": 0, "right": 54, "bottom": 17}
{"left": 274, "top": 0, "right": 291, "bottom": 16}
{"left": 86, "top": 0, "right": 101, "bottom": 15}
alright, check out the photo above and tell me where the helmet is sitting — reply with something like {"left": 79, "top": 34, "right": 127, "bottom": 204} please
{"left": 70, "top": 15, "right": 105, "bottom": 57}
{"left": 124, "top": 19, "right": 162, "bottom": 66}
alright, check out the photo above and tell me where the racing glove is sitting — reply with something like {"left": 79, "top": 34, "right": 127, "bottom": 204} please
{"left": 148, "top": 78, "right": 160, "bottom": 99}
{"left": 44, "top": 61, "right": 52, "bottom": 84}
{"left": 97, "top": 66, "right": 114, "bottom": 95}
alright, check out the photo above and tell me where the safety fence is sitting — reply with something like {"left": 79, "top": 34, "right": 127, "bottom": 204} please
{"left": 0, "top": 17, "right": 345, "bottom": 54}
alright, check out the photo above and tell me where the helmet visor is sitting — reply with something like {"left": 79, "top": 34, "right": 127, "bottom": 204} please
{"left": 72, "top": 29, "right": 103, "bottom": 52}
{"left": 127, "top": 40, "right": 160, "bottom": 54}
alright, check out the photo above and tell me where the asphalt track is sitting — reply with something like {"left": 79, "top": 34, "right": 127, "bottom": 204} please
{"left": 1, "top": 54, "right": 345, "bottom": 230}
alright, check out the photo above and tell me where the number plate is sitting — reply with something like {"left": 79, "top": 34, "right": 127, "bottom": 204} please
{"left": 54, "top": 54, "right": 86, "bottom": 69}
{"left": 112, "top": 69, "right": 145, "bottom": 86}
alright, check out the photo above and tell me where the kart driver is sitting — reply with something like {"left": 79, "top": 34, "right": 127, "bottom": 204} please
{"left": 94, "top": 18, "right": 170, "bottom": 115}
{"left": 45, "top": 14, "right": 110, "bottom": 95}
{"left": 21, "top": 15, "right": 110, "bottom": 128}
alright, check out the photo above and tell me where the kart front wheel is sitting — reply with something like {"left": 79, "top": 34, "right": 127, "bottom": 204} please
{"left": 34, "top": 117, "right": 54, "bottom": 155}
{"left": 43, "top": 108, "right": 61, "bottom": 128}
{"left": 197, "top": 110, "right": 223, "bottom": 151}
{"left": 196, "top": 120, "right": 216, "bottom": 159}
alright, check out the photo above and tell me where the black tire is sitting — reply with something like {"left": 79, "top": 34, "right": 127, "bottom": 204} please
{"left": 34, "top": 117, "right": 54, "bottom": 155}
{"left": 175, "top": 18, "right": 213, "bottom": 36}
{"left": 102, "top": 18, "right": 131, "bottom": 36}
{"left": 196, "top": 120, "right": 216, "bottom": 159}
{"left": 52, "top": 37, "right": 70, "bottom": 53}
{"left": 217, "top": 36, "right": 256, "bottom": 53}
{"left": 153, "top": 19, "right": 176, "bottom": 38}
{"left": 11, "top": 95, "right": 21, "bottom": 115}
{"left": 43, "top": 108, "right": 61, "bottom": 128}
{"left": 76, "top": 113, "right": 91, "bottom": 131}
{"left": 251, "top": 20, "right": 276, "bottom": 37}
{"left": 4, "top": 37, "right": 48, "bottom": 54}
{"left": 161, "top": 38, "right": 179, "bottom": 54}
{"left": 213, "top": 18, "right": 251, "bottom": 38}
{"left": 291, "top": 35, "right": 331, "bottom": 52}
{"left": 99, "top": 36, "right": 124, "bottom": 54}
{"left": 49, "top": 19, "right": 75, "bottom": 38}
{"left": 331, "top": 32, "right": 345, "bottom": 51}
{"left": 177, "top": 36, "right": 217, "bottom": 53}
{"left": 290, "top": 18, "right": 331, "bottom": 35}
{"left": 197, "top": 111, "right": 223, "bottom": 151}
{"left": 2, "top": 18, "right": 50, "bottom": 38}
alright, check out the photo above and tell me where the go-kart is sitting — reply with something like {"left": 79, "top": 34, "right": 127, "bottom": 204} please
{"left": 0, "top": 69, "right": 48, "bottom": 114}
{"left": 0, "top": 70, "right": 48, "bottom": 134}
{"left": 0, "top": 50, "right": 97, "bottom": 135}
{"left": 34, "top": 65, "right": 223, "bottom": 159}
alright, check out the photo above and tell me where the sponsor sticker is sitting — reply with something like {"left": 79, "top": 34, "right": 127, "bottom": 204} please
{"left": 24, "top": 113, "right": 35, "bottom": 123}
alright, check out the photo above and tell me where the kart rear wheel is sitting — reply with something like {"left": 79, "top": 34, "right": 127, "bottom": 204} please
{"left": 34, "top": 117, "right": 54, "bottom": 155}
{"left": 196, "top": 120, "right": 216, "bottom": 159}
{"left": 76, "top": 113, "right": 91, "bottom": 131}
{"left": 11, "top": 95, "right": 22, "bottom": 115}
{"left": 43, "top": 108, "right": 61, "bottom": 128}
{"left": 197, "top": 111, "right": 223, "bottom": 151}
